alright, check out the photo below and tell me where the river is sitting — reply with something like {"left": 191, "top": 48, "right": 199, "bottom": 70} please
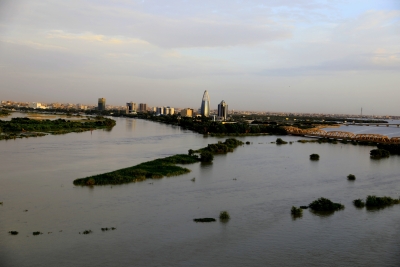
{"left": 1, "top": 114, "right": 400, "bottom": 267}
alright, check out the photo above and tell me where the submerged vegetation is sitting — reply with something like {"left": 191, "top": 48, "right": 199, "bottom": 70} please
{"left": 370, "top": 149, "right": 390, "bottom": 159}
{"left": 0, "top": 117, "right": 116, "bottom": 140}
{"left": 74, "top": 138, "right": 243, "bottom": 186}
{"left": 347, "top": 174, "right": 356, "bottom": 181}
{"left": 291, "top": 206, "right": 303, "bottom": 216}
{"left": 8, "top": 231, "right": 18, "bottom": 235}
{"left": 365, "top": 195, "right": 400, "bottom": 208}
{"left": 193, "top": 218, "right": 216, "bottom": 223}
{"left": 32, "top": 231, "right": 43, "bottom": 236}
{"left": 310, "top": 154, "right": 320, "bottom": 160}
{"left": 219, "top": 211, "right": 230, "bottom": 220}
{"left": 353, "top": 199, "right": 365, "bottom": 208}
{"left": 308, "top": 197, "right": 344, "bottom": 212}
{"left": 276, "top": 138, "right": 288, "bottom": 144}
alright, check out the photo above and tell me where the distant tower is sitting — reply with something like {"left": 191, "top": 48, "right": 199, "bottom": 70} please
{"left": 200, "top": 90, "right": 210, "bottom": 117}
{"left": 218, "top": 100, "right": 228, "bottom": 121}
{"left": 98, "top": 98, "right": 106, "bottom": 111}
{"left": 139, "top": 103, "right": 147, "bottom": 112}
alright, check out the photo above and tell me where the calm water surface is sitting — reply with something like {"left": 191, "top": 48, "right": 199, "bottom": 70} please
{"left": 1, "top": 114, "right": 400, "bottom": 267}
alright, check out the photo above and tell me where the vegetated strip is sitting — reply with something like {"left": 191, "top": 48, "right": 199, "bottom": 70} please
{"left": 0, "top": 116, "right": 116, "bottom": 140}
{"left": 73, "top": 138, "right": 244, "bottom": 186}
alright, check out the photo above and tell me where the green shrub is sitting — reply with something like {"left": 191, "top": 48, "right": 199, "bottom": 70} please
{"left": 347, "top": 174, "right": 356, "bottom": 180}
{"left": 200, "top": 151, "right": 214, "bottom": 162}
{"left": 365, "top": 195, "right": 400, "bottom": 207}
{"left": 276, "top": 138, "right": 288, "bottom": 144}
{"left": 310, "top": 154, "right": 320, "bottom": 160}
{"left": 291, "top": 206, "right": 303, "bottom": 216}
{"left": 353, "top": 199, "right": 365, "bottom": 208}
{"left": 219, "top": 211, "right": 230, "bottom": 220}
{"left": 309, "top": 197, "right": 344, "bottom": 212}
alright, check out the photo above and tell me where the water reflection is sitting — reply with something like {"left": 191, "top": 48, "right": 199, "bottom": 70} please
{"left": 126, "top": 119, "right": 136, "bottom": 131}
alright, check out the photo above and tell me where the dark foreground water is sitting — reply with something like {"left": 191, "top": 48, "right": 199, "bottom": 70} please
{"left": 1, "top": 115, "right": 400, "bottom": 267}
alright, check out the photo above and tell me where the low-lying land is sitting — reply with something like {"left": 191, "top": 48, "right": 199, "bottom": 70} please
{"left": 73, "top": 138, "right": 243, "bottom": 186}
{"left": 0, "top": 116, "right": 116, "bottom": 140}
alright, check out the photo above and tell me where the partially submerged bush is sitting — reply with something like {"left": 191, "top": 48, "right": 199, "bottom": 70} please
{"left": 309, "top": 197, "right": 344, "bottom": 212}
{"left": 8, "top": 231, "right": 18, "bottom": 235}
{"left": 219, "top": 211, "right": 230, "bottom": 220}
{"left": 300, "top": 206, "right": 308, "bottom": 209}
{"left": 291, "top": 206, "right": 303, "bottom": 216}
{"left": 370, "top": 149, "right": 390, "bottom": 159}
{"left": 245, "top": 141, "right": 250, "bottom": 145}
{"left": 32, "top": 231, "right": 43, "bottom": 236}
{"left": 310, "top": 154, "right": 320, "bottom": 160}
{"left": 353, "top": 199, "right": 365, "bottom": 208}
{"left": 276, "top": 138, "right": 288, "bottom": 145}
{"left": 200, "top": 151, "right": 214, "bottom": 162}
{"left": 347, "top": 174, "right": 356, "bottom": 181}
{"left": 193, "top": 218, "right": 216, "bottom": 223}
{"left": 82, "top": 230, "right": 92, "bottom": 235}
{"left": 366, "top": 195, "right": 400, "bottom": 208}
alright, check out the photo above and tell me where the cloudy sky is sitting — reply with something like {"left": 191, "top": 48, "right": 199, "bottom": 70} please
{"left": 0, "top": 0, "right": 399, "bottom": 115}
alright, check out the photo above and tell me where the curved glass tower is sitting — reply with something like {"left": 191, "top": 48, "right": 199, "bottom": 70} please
{"left": 200, "top": 90, "right": 210, "bottom": 117}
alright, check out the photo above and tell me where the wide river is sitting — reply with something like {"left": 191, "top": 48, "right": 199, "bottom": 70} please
{"left": 1, "top": 114, "right": 400, "bottom": 267}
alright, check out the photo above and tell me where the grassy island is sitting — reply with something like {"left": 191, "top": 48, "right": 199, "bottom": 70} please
{"left": 74, "top": 138, "right": 243, "bottom": 186}
{"left": 0, "top": 116, "right": 116, "bottom": 140}
{"left": 0, "top": 109, "right": 11, "bottom": 117}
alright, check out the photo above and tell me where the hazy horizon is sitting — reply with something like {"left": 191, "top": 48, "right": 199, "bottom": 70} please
{"left": 0, "top": 1, "right": 399, "bottom": 115}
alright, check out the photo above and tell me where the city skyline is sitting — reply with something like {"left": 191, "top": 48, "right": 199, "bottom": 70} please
{"left": 0, "top": 1, "right": 399, "bottom": 115}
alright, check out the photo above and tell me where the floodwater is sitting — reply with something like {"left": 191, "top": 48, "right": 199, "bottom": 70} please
{"left": 1, "top": 114, "right": 400, "bottom": 267}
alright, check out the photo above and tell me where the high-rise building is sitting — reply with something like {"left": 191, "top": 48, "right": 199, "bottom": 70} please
{"left": 181, "top": 108, "right": 193, "bottom": 117}
{"left": 126, "top": 102, "right": 136, "bottom": 113}
{"left": 200, "top": 90, "right": 210, "bottom": 117}
{"left": 98, "top": 98, "right": 106, "bottom": 111}
{"left": 218, "top": 100, "right": 228, "bottom": 121}
{"left": 139, "top": 103, "right": 147, "bottom": 112}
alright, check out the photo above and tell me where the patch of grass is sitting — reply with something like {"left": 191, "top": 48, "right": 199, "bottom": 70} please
{"left": 353, "top": 199, "right": 365, "bottom": 208}
{"left": 74, "top": 138, "right": 243, "bottom": 186}
{"left": 291, "top": 206, "right": 303, "bottom": 216}
{"left": 219, "top": 211, "right": 230, "bottom": 220}
{"left": 310, "top": 154, "right": 320, "bottom": 160}
{"left": 73, "top": 154, "right": 198, "bottom": 186}
{"left": 193, "top": 218, "right": 216, "bottom": 222}
{"left": 347, "top": 174, "right": 356, "bottom": 181}
{"left": 309, "top": 197, "right": 344, "bottom": 212}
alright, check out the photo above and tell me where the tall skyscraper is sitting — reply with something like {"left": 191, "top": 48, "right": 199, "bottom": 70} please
{"left": 218, "top": 100, "right": 228, "bottom": 120}
{"left": 98, "top": 98, "right": 106, "bottom": 111}
{"left": 200, "top": 90, "right": 210, "bottom": 117}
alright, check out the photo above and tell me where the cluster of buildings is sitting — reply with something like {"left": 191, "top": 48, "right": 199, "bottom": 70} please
{"left": 100, "top": 90, "right": 230, "bottom": 121}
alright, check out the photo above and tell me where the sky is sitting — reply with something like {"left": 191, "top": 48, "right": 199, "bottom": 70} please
{"left": 0, "top": 0, "right": 399, "bottom": 115}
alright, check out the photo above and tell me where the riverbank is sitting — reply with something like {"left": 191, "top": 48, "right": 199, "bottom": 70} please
{"left": 0, "top": 116, "right": 116, "bottom": 140}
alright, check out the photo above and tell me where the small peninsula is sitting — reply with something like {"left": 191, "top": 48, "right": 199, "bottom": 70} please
{"left": 73, "top": 138, "right": 243, "bottom": 186}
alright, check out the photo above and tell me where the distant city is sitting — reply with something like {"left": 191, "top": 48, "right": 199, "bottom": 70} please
{"left": 1, "top": 91, "right": 399, "bottom": 120}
